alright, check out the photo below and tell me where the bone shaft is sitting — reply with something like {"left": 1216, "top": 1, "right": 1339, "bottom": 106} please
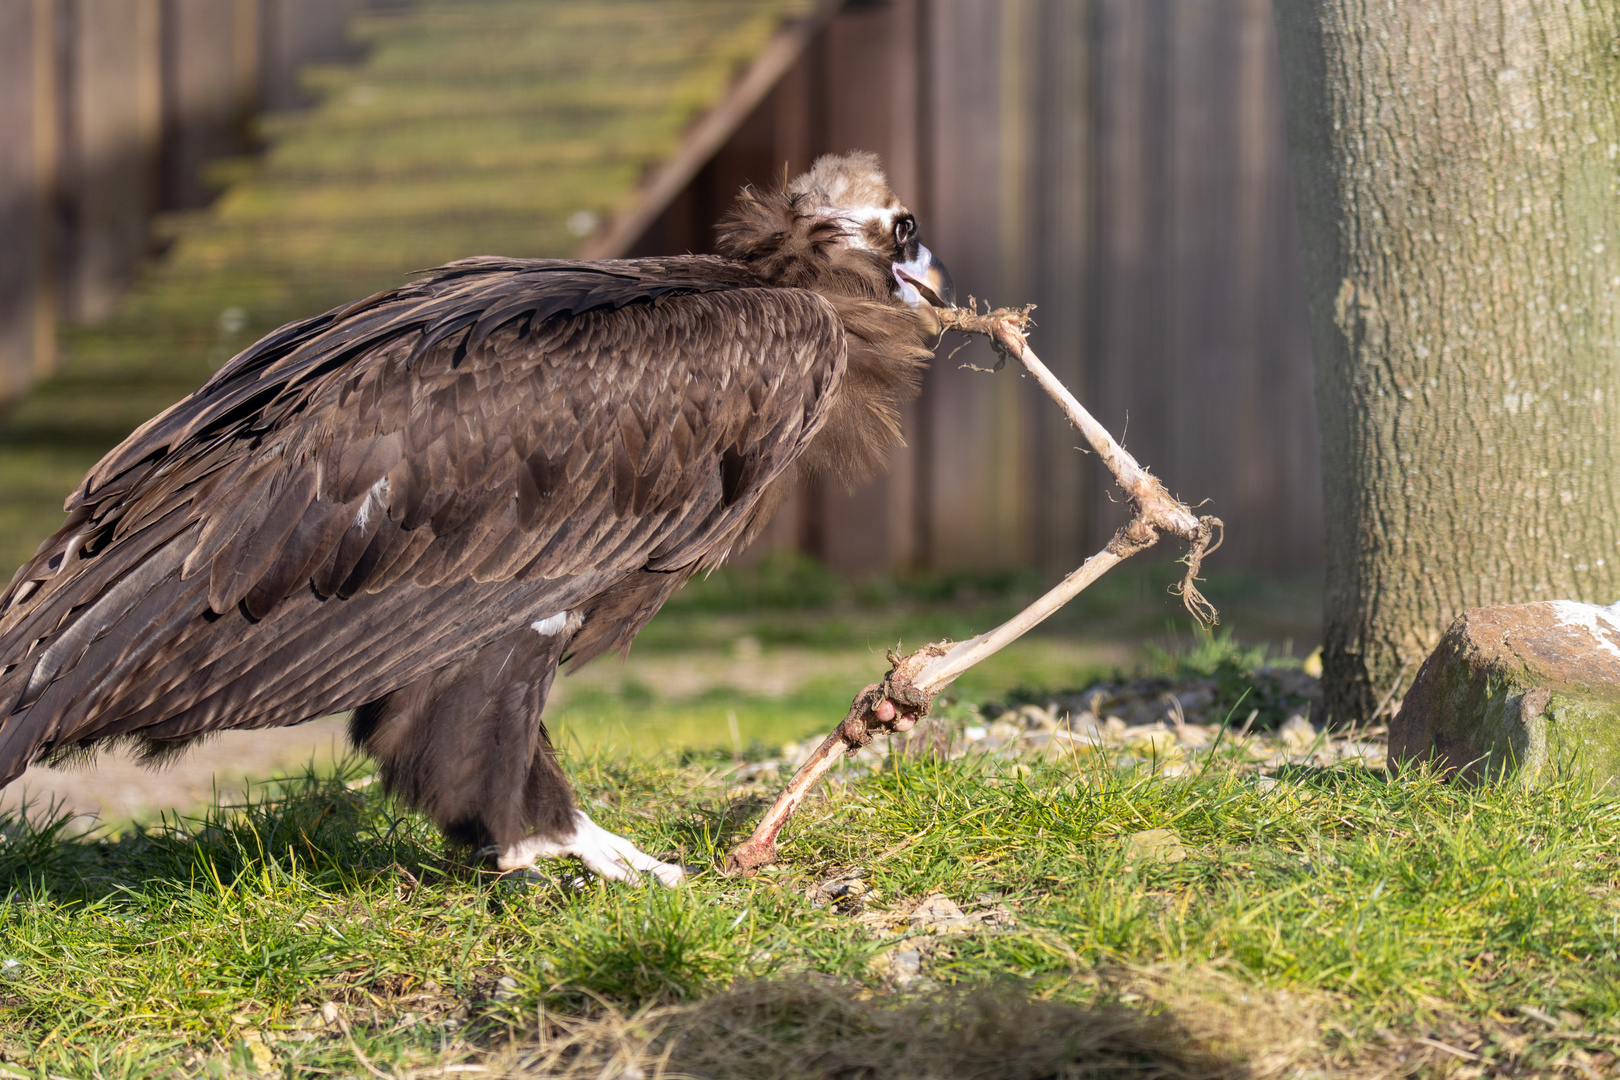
{"left": 916, "top": 547, "right": 1126, "bottom": 694}
{"left": 736, "top": 728, "right": 848, "bottom": 851}
{"left": 1006, "top": 334, "right": 1201, "bottom": 536}
{"left": 729, "top": 316, "right": 1213, "bottom": 874}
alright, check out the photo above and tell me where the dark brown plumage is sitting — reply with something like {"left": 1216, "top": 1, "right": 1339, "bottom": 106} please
{"left": 0, "top": 152, "right": 953, "bottom": 883}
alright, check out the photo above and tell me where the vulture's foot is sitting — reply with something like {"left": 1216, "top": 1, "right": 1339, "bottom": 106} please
{"left": 497, "top": 809, "right": 686, "bottom": 887}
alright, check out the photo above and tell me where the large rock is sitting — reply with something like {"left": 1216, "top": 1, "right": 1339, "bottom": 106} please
{"left": 1389, "top": 602, "right": 1620, "bottom": 785}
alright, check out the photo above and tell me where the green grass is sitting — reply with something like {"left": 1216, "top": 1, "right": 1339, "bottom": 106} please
{"left": 549, "top": 676, "right": 858, "bottom": 758}
{"left": 1, "top": 724, "right": 1616, "bottom": 1076}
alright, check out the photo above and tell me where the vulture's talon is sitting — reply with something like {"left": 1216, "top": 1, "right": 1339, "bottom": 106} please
{"left": 649, "top": 862, "right": 689, "bottom": 888}
{"left": 498, "top": 810, "right": 685, "bottom": 889}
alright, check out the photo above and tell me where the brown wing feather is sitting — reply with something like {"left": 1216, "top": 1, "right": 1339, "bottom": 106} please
{"left": 0, "top": 259, "right": 846, "bottom": 781}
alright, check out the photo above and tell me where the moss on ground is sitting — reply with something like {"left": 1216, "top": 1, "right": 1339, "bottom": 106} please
{"left": 0, "top": 0, "right": 812, "bottom": 573}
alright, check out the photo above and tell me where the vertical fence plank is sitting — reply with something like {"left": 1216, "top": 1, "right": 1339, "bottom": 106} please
{"left": 259, "top": 0, "right": 354, "bottom": 112}
{"left": 32, "top": 0, "right": 59, "bottom": 384}
{"left": 137, "top": 0, "right": 163, "bottom": 212}
{"left": 919, "top": 0, "right": 1017, "bottom": 570}
{"left": 160, "top": 0, "right": 248, "bottom": 211}
{"left": 0, "top": 2, "right": 47, "bottom": 402}
{"left": 815, "top": 0, "right": 912, "bottom": 573}
{"left": 1249, "top": 0, "right": 1321, "bottom": 571}
{"left": 233, "top": 0, "right": 259, "bottom": 123}
{"left": 1088, "top": 0, "right": 1172, "bottom": 551}
{"left": 65, "top": 0, "right": 157, "bottom": 321}
{"left": 989, "top": 0, "right": 1034, "bottom": 567}
{"left": 1163, "top": 0, "right": 1240, "bottom": 558}
{"left": 881, "top": 0, "right": 922, "bottom": 572}
{"left": 1025, "top": 0, "right": 1091, "bottom": 575}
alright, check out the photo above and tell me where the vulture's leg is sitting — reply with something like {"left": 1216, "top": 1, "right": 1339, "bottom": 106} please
{"left": 349, "top": 621, "right": 683, "bottom": 887}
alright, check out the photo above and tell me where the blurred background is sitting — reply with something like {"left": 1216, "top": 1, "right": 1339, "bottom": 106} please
{"left": 0, "top": 0, "right": 1323, "bottom": 820}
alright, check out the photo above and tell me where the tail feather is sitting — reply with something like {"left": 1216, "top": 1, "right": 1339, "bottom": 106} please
{"left": 0, "top": 524, "right": 204, "bottom": 785}
{"left": 36, "top": 562, "right": 211, "bottom": 733}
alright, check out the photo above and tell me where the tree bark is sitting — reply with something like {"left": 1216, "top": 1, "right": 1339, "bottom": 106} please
{"left": 1273, "top": 2, "right": 1620, "bottom": 722}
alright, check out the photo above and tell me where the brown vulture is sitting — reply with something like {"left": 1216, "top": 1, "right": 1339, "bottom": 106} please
{"left": 0, "top": 152, "right": 954, "bottom": 885}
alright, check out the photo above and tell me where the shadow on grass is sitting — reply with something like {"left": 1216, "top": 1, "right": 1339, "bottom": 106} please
{"left": 0, "top": 758, "right": 749, "bottom": 905}
{"left": 0, "top": 766, "right": 455, "bottom": 904}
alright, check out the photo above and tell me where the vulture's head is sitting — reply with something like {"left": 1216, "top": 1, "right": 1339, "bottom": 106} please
{"left": 716, "top": 151, "right": 956, "bottom": 322}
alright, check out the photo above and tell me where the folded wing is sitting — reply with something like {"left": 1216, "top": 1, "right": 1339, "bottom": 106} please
{"left": 0, "top": 258, "right": 846, "bottom": 779}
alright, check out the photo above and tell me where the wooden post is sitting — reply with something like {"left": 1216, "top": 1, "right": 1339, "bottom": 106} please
{"left": 0, "top": 1, "right": 53, "bottom": 402}
{"left": 63, "top": 0, "right": 161, "bottom": 322}
{"left": 160, "top": 0, "right": 248, "bottom": 210}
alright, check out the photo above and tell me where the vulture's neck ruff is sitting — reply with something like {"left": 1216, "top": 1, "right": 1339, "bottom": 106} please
{"left": 716, "top": 154, "right": 948, "bottom": 491}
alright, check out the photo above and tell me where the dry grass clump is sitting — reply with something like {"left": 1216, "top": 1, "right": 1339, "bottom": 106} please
{"left": 488, "top": 979, "right": 1242, "bottom": 1080}
{"left": 482, "top": 960, "right": 1618, "bottom": 1079}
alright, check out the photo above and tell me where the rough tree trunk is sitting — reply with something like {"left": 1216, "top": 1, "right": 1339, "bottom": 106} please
{"left": 1272, "top": 2, "right": 1620, "bottom": 722}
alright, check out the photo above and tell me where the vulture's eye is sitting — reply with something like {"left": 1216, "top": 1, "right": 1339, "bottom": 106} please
{"left": 893, "top": 217, "right": 916, "bottom": 246}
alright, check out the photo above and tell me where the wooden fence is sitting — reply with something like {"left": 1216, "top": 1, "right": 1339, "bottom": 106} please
{"left": 0, "top": 0, "right": 353, "bottom": 404}
{"left": 614, "top": 0, "right": 1323, "bottom": 577}
{"left": 1, "top": 0, "right": 1324, "bottom": 579}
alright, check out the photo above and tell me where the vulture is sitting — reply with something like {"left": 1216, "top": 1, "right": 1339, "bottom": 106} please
{"left": 0, "top": 152, "right": 954, "bottom": 886}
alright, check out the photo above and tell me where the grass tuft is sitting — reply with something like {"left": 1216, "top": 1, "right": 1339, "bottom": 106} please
{"left": 528, "top": 885, "right": 753, "bottom": 1008}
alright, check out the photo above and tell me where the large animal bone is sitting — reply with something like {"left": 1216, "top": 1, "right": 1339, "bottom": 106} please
{"left": 725, "top": 307, "right": 1222, "bottom": 874}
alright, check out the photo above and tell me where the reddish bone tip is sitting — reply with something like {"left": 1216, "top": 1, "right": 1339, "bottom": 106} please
{"left": 724, "top": 838, "right": 775, "bottom": 874}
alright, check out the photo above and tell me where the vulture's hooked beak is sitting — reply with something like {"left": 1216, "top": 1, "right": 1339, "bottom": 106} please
{"left": 893, "top": 244, "right": 956, "bottom": 317}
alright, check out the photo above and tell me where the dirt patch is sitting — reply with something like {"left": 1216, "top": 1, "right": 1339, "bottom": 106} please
{"left": 0, "top": 716, "right": 351, "bottom": 826}
{"left": 552, "top": 640, "right": 1136, "bottom": 706}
